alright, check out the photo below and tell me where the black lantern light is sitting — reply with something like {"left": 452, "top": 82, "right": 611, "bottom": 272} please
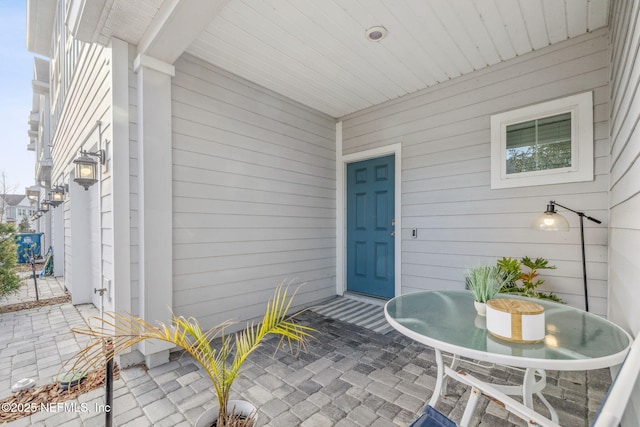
{"left": 49, "top": 185, "right": 66, "bottom": 206}
{"left": 73, "top": 149, "right": 104, "bottom": 190}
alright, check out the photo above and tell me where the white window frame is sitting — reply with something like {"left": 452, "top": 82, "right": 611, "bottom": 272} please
{"left": 490, "top": 92, "right": 593, "bottom": 189}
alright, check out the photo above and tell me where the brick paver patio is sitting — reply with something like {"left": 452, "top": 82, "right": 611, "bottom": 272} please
{"left": 0, "top": 282, "right": 611, "bottom": 426}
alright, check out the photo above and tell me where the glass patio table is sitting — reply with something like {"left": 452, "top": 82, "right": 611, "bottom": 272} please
{"left": 384, "top": 290, "right": 632, "bottom": 422}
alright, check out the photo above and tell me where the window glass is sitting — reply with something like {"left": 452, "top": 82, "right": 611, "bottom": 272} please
{"left": 490, "top": 92, "right": 593, "bottom": 189}
{"left": 505, "top": 112, "right": 572, "bottom": 174}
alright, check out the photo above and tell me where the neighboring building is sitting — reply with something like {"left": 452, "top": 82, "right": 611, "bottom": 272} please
{"left": 27, "top": 56, "right": 54, "bottom": 247}
{"left": 0, "top": 194, "right": 36, "bottom": 229}
{"left": 24, "top": 3, "right": 640, "bottom": 420}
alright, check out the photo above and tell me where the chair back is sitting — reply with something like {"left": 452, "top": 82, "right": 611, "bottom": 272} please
{"left": 591, "top": 335, "right": 640, "bottom": 427}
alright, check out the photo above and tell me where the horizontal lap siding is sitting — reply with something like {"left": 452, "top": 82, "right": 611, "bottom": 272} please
{"left": 342, "top": 30, "right": 610, "bottom": 315}
{"left": 50, "top": 44, "right": 114, "bottom": 311}
{"left": 609, "top": 0, "right": 640, "bottom": 351}
{"left": 171, "top": 54, "right": 336, "bottom": 327}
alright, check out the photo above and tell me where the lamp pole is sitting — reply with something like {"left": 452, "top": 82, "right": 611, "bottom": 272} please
{"left": 549, "top": 201, "right": 601, "bottom": 312}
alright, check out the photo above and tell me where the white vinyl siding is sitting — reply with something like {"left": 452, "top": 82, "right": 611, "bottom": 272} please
{"left": 609, "top": 1, "right": 640, "bottom": 341}
{"left": 50, "top": 42, "right": 114, "bottom": 311}
{"left": 171, "top": 54, "right": 336, "bottom": 328}
{"left": 341, "top": 30, "right": 610, "bottom": 315}
{"left": 608, "top": 2, "right": 640, "bottom": 424}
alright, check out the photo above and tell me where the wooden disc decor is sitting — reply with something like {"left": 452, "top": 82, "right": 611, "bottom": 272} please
{"left": 486, "top": 299, "right": 545, "bottom": 344}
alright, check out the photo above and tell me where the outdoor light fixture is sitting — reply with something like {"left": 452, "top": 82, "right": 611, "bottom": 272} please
{"left": 73, "top": 149, "right": 105, "bottom": 190}
{"left": 365, "top": 26, "right": 388, "bottom": 42}
{"left": 531, "top": 202, "right": 570, "bottom": 231}
{"left": 531, "top": 200, "right": 602, "bottom": 312}
{"left": 49, "top": 185, "right": 67, "bottom": 207}
{"left": 40, "top": 201, "right": 50, "bottom": 212}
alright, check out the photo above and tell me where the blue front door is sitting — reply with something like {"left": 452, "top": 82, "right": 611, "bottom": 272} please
{"left": 346, "top": 155, "right": 395, "bottom": 298}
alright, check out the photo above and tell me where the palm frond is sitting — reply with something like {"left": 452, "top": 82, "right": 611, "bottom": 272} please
{"left": 65, "top": 281, "right": 315, "bottom": 424}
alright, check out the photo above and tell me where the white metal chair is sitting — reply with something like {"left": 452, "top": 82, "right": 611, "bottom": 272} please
{"left": 410, "top": 335, "right": 640, "bottom": 427}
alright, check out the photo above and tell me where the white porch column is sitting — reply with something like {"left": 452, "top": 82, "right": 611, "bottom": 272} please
{"left": 134, "top": 54, "right": 174, "bottom": 368}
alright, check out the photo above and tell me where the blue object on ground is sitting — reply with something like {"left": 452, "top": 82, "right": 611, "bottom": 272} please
{"left": 408, "top": 406, "right": 458, "bottom": 427}
{"left": 15, "top": 233, "right": 44, "bottom": 264}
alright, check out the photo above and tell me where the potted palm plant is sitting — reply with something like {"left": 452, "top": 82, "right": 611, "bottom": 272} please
{"left": 66, "top": 284, "right": 314, "bottom": 427}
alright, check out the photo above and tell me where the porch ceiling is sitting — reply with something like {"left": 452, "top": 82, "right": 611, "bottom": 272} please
{"left": 100, "top": 0, "right": 610, "bottom": 118}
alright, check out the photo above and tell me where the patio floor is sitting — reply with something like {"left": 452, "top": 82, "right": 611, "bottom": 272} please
{"left": 0, "top": 283, "right": 611, "bottom": 426}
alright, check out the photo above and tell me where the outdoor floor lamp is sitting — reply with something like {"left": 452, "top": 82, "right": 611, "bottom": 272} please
{"left": 531, "top": 200, "right": 602, "bottom": 312}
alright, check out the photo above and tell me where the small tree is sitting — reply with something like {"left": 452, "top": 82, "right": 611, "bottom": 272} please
{"left": 0, "top": 222, "right": 22, "bottom": 296}
{"left": 18, "top": 216, "right": 31, "bottom": 232}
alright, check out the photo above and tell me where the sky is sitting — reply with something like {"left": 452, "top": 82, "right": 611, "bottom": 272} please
{"left": 0, "top": 2, "right": 37, "bottom": 193}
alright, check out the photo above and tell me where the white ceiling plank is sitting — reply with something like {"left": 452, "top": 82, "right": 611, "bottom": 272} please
{"left": 187, "top": 41, "right": 351, "bottom": 117}
{"left": 262, "top": 0, "right": 398, "bottom": 102}
{"left": 429, "top": 1, "right": 489, "bottom": 71}
{"left": 588, "top": 0, "right": 610, "bottom": 30}
{"left": 473, "top": 0, "right": 517, "bottom": 60}
{"left": 282, "top": 0, "right": 408, "bottom": 100}
{"left": 372, "top": 0, "right": 453, "bottom": 82}
{"left": 224, "top": 1, "right": 377, "bottom": 107}
{"left": 396, "top": 0, "right": 474, "bottom": 77}
{"left": 210, "top": 14, "right": 364, "bottom": 112}
{"left": 517, "top": 0, "right": 550, "bottom": 50}
{"left": 566, "top": 0, "right": 589, "bottom": 37}
{"left": 542, "top": 0, "right": 569, "bottom": 43}
{"left": 494, "top": 0, "right": 533, "bottom": 56}
{"left": 449, "top": 0, "right": 502, "bottom": 66}
{"left": 189, "top": 28, "right": 361, "bottom": 116}
{"left": 336, "top": 0, "right": 431, "bottom": 91}
{"left": 173, "top": 0, "right": 609, "bottom": 118}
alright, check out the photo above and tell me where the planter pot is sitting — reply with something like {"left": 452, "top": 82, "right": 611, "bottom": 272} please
{"left": 473, "top": 301, "right": 487, "bottom": 316}
{"left": 195, "top": 400, "right": 258, "bottom": 427}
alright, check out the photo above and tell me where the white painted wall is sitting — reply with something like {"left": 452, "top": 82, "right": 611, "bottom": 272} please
{"left": 127, "top": 44, "right": 140, "bottom": 317}
{"left": 341, "top": 30, "right": 611, "bottom": 315}
{"left": 170, "top": 54, "right": 337, "bottom": 328}
{"left": 608, "top": 1, "right": 640, "bottom": 425}
{"left": 52, "top": 204, "right": 64, "bottom": 276}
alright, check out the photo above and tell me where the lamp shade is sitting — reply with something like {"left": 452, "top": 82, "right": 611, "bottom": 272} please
{"left": 49, "top": 186, "right": 65, "bottom": 206}
{"left": 531, "top": 204, "right": 569, "bottom": 231}
{"left": 73, "top": 153, "right": 98, "bottom": 190}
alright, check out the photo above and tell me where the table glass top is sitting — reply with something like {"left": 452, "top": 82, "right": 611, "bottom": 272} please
{"left": 385, "top": 290, "right": 631, "bottom": 365}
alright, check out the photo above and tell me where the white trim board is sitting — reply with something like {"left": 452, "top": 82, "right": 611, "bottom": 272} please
{"left": 336, "top": 121, "right": 402, "bottom": 298}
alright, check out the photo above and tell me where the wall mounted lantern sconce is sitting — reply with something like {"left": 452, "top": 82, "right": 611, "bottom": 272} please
{"left": 40, "top": 201, "right": 51, "bottom": 212}
{"left": 73, "top": 149, "right": 105, "bottom": 190}
{"left": 49, "top": 185, "right": 67, "bottom": 207}
{"left": 531, "top": 200, "right": 602, "bottom": 312}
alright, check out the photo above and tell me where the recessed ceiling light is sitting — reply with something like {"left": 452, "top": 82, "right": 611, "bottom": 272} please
{"left": 365, "top": 26, "right": 388, "bottom": 42}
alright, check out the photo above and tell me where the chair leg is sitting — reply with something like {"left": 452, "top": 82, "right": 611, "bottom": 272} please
{"left": 459, "top": 387, "right": 481, "bottom": 427}
{"left": 430, "top": 348, "right": 445, "bottom": 407}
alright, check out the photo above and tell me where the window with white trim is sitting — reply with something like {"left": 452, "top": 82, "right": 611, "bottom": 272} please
{"left": 490, "top": 92, "right": 593, "bottom": 189}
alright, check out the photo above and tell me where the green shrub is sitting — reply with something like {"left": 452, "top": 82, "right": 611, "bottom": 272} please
{"left": 496, "top": 256, "right": 563, "bottom": 302}
{"left": 0, "top": 222, "right": 22, "bottom": 296}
